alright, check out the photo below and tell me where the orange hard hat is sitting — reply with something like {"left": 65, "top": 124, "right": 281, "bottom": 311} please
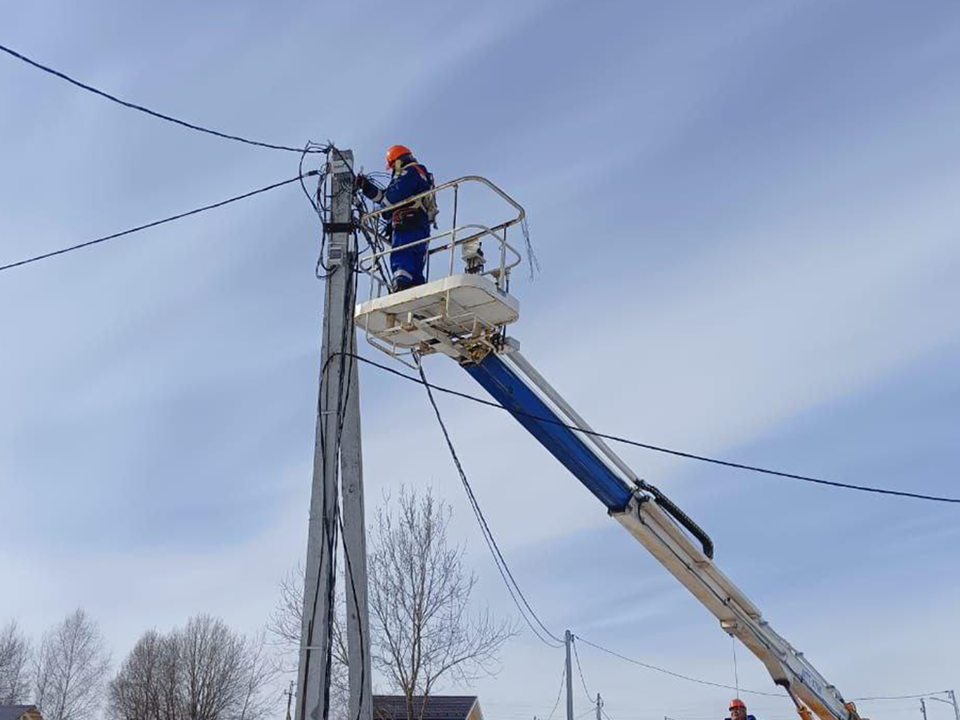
{"left": 385, "top": 144, "right": 413, "bottom": 169}
{"left": 730, "top": 700, "right": 747, "bottom": 711}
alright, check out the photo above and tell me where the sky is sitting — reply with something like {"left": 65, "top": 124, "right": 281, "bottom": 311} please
{"left": 1, "top": 2, "right": 959, "bottom": 720}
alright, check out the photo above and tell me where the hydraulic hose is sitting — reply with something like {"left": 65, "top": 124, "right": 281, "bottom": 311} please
{"left": 638, "top": 480, "right": 715, "bottom": 559}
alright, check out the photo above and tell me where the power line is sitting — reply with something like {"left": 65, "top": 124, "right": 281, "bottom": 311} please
{"left": 399, "top": 346, "right": 949, "bottom": 708}
{"left": 546, "top": 664, "right": 568, "bottom": 720}
{"left": 416, "top": 355, "right": 787, "bottom": 696}
{"left": 731, "top": 635, "right": 740, "bottom": 698}
{"left": 573, "top": 635, "right": 784, "bottom": 698}
{"left": 0, "top": 171, "right": 317, "bottom": 273}
{"left": 853, "top": 694, "right": 950, "bottom": 702}
{"left": 301, "top": 163, "right": 372, "bottom": 720}
{"left": 0, "top": 41, "right": 322, "bottom": 154}
{"left": 572, "top": 637, "right": 593, "bottom": 702}
{"left": 345, "top": 352, "right": 960, "bottom": 505}
{"left": 416, "top": 355, "right": 564, "bottom": 649}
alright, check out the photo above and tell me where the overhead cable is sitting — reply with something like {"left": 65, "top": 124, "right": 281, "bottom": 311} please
{"left": 0, "top": 172, "right": 317, "bottom": 273}
{"left": 0, "top": 42, "right": 322, "bottom": 154}
{"left": 416, "top": 355, "right": 564, "bottom": 649}
{"left": 345, "top": 353, "right": 960, "bottom": 505}
{"left": 852, "top": 693, "right": 950, "bottom": 702}
{"left": 572, "top": 636, "right": 594, "bottom": 702}
{"left": 546, "top": 664, "right": 568, "bottom": 720}
{"left": 574, "top": 635, "right": 784, "bottom": 698}
{"left": 304, "top": 180, "right": 370, "bottom": 720}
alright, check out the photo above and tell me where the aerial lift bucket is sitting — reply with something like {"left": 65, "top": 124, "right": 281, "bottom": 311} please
{"left": 354, "top": 175, "right": 525, "bottom": 363}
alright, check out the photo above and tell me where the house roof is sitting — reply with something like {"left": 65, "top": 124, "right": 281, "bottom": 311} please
{"left": 373, "top": 696, "right": 478, "bottom": 720}
{"left": 0, "top": 706, "right": 38, "bottom": 720}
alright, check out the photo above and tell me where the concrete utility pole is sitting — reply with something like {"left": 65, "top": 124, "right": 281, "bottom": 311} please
{"left": 921, "top": 699, "right": 928, "bottom": 720}
{"left": 565, "top": 630, "right": 575, "bottom": 720}
{"left": 296, "top": 149, "right": 373, "bottom": 720}
{"left": 595, "top": 694, "right": 602, "bottom": 720}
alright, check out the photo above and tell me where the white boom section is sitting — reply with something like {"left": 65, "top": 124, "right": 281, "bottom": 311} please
{"left": 614, "top": 499, "right": 848, "bottom": 720}
{"left": 507, "top": 350, "right": 855, "bottom": 720}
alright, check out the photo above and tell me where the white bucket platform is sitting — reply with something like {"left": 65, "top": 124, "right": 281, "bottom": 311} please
{"left": 354, "top": 273, "right": 519, "bottom": 361}
{"left": 354, "top": 175, "right": 528, "bottom": 362}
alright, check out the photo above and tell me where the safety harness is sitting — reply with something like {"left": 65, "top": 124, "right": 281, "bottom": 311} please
{"left": 394, "top": 162, "right": 438, "bottom": 228}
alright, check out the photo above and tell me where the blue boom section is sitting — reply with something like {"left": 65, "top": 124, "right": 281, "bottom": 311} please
{"left": 463, "top": 352, "right": 634, "bottom": 511}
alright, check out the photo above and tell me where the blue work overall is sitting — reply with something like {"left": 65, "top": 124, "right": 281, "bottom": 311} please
{"left": 382, "top": 162, "right": 433, "bottom": 290}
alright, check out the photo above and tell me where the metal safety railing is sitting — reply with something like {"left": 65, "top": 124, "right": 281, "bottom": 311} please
{"left": 357, "top": 175, "right": 526, "bottom": 299}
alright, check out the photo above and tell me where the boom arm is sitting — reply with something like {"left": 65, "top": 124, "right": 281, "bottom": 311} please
{"left": 462, "top": 347, "right": 862, "bottom": 720}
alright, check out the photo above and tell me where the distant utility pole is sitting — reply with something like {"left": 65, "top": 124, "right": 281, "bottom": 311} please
{"left": 921, "top": 699, "right": 928, "bottom": 720}
{"left": 595, "top": 694, "right": 603, "bottom": 720}
{"left": 928, "top": 692, "right": 960, "bottom": 720}
{"left": 285, "top": 681, "right": 295, "bottom": 720}
{"left": 295, "top": 149, "right": 373, "bottom": 720}
{"left": 565, "top": 630, "right": 575, "bottom": 720}
{"left": 932, "top": 691, "right": 960, "bottom": 720}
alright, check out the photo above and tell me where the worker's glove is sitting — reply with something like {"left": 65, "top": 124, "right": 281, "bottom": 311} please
{"left": 355, "top": 174, "right": 380, "bottom": 201}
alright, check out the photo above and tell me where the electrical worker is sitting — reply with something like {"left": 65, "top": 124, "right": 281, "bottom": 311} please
{"left": 356, "top": 144, "right": 436, "bottom": 292}
{"left": 727, "top": 699, "right": 756, "bottom": 720}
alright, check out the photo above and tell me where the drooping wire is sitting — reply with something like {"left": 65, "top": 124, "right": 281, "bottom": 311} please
{"left": 301, "top": 351, "right": 344, "bottom": 720}
{"left": 0, "top": 42, "right": 320, "bottom": 154}
{"left": 0, "top": 172, "right": 318, "bottom": 273}
{"left": 304, "top": 144, "right": 391, "bottom": 284}
{"left": 572, "top": 636, "right": 593, "bottom": 703}
{"left": 326, "top": 204, "right": 368, "bottom": 720}
{"left": 299, "top": 142, "right": 335, "bottom": 279}
{"left": 334, "top": 232, "right": 371, "bottom": 720}
{"left": 731, "top": 635, "right": 740, "bottom": 699}
{"left": 415, "top": 355, "right": 564, "bottom": 648}
{"left": 521, "top": 217, "right": 541, "bottom": 279}
{"left": 300, "top": 156, "right": 369, "bottom": 720}
{"left": 341, "top": 353, "right": 960, "bottom": 506}
{"left": 300, "top": 141, "right": 328, "bottom": 215}
{"left": 852, "top": 693, "right": 952, "bottom": 702}
{"left": 350, "top": 173, "right": 392, "bottom": 287}
{"left": 574, "top": 635, "right": 783, "bottom": 698}
{"left": 546, "top": 664, "right": 568, "bottom": 720}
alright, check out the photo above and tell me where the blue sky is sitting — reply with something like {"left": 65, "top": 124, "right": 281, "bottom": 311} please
{"left": 1, "top": 2, "right": 959, "bottom": 720}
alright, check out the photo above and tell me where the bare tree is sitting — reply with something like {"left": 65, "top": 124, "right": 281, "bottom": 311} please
{"left": 266, "top": 565, "right": 348, "bottom": 719}
{"left": 107, "top": 615, "right": 276, "bottom": 720}
{"left": 34, "top": 609, "right": 111, "bottom": 720}
{"left": 0, "top": 620, "right": 32, "bottom": 704}
{"left": 269, "top": 488, "right": 516, "bottom": 720}
{"left": 178, "top": 615, "right": 246, "bottom": 720}
{"left": 233, "top": 631, "right": 275, "bottom": 720}
{"left": 107, "top": 630, "right": 169, "bottom": 720}
{"left": 369, "top": 488, "right": 516, "bottom": 719}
